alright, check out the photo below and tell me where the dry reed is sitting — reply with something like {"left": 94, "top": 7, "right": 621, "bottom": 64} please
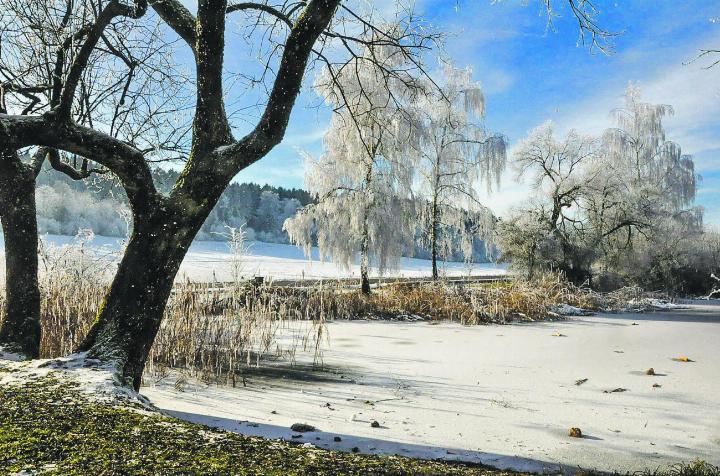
{"left": 0, "top": 235, "right": 667, "bottom": 385}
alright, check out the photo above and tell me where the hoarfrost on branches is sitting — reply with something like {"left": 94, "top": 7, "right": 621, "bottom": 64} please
{"left": 284, "top": 28, "right": 422, "bottom": 292}
{"left": 602, "top": 84, "right": 698, "bottom": 214}
{"left": 412, "top": 63, "right": 506, "bottom": 278}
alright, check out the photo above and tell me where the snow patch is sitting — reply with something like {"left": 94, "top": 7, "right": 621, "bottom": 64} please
{"left": 0, "top": 352, "right": 150, "bottom": 408}
{"left": 0, "top": 345, "right": 26, "bottom": 362}
{"left": 627, "top": 298, "right": 683, "bottom": 311}
{"left": 549, "top": 303, "right": 592, "bottom": 316}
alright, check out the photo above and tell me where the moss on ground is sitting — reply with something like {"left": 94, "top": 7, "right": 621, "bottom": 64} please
{"left": 2, "top": 373, "right": 718, "bottom": 476}
{"left": 0, "top": 374, "right": 522, "bottom": 476}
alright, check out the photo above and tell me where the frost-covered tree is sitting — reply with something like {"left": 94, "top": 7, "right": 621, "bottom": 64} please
{"left": 284, "top": 34, "right": 421, "bottom": 294}
{"left": 254, "top": 191, "right": 282, "bottom": 233}
{"left": 498, "top": 87, "right": 707, "bottom": 292}
{"left": 413, "top": 64, "right": 506, "bottom": 279}
{"left": 602, "top": 85, "right": 698, "bottom": 212}
{"left": 36, "top": 184, "right": 130, "bottom": 237}
{"left": 591, "top": 85, "right": 703, "bottom": 284}
{"left": 495, "top": 205, "right": 551, "bottom": 279}
{"left": 508, "top": 121, "right": 596, "bottom": 282}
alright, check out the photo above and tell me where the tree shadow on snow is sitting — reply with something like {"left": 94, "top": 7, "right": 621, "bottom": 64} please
{"left": 161, "top": 408, "right": 576, "bottom": 474}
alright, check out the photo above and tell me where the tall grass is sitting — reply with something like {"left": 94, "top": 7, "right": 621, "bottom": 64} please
{"left": 148, "top": 282, "right": 328, "bottom": 385}
{"left": 37, "top": 231, "right": 109, "bottom": 358}
{"left": 1, "top": 233, "right": 665, "bottom": 385}
{"left": 348, "top": 274, "right": 601, "bottom": 324}
{"left": 0, "top": 233, "right": 327, "bottom": 385}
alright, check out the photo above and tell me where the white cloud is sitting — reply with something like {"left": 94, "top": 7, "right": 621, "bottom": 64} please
{"left": 479, "top": 68, "right": 517, "bottom": 95}
{"left": 284, "top": 125, "right": 328, "bottom": 147}
{"left": 552, "top": 32, "right": 720, "bottom": 155}
{"left": 477, "top": 171, "right": 531, "bottom": 218}
{"left": 478, "top": 38, "right": 720, "bottom": 219}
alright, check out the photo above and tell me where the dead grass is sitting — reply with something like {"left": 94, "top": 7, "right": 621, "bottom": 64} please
{"left": 4, "top": 269, "right": 599, "bottom": 383}
{"left": 639, "top": 460, "right": 720, "bottom": 476}
{"left": 148, "top": 282, "right": 327, "bottom": 385}
{"left": 1, "top": 238, "right": 326, "bottom": 384}
{"left": 355, "top": 274, "right": 601, "bottom": 324}
{"left": 0, "top": 236, "right": 669, "bottom": 384}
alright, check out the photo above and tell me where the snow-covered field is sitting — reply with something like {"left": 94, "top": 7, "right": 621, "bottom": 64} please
{"left": 173, "top": 239, "right": 505, "bottom": 282}
{"left": 0, "top": 234, "right": 505, "bottom": 283}
{"left": 143, "top": 304, "right": 720, "bottom": 473}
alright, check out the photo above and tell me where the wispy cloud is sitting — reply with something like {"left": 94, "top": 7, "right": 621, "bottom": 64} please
{"left": 284, "top": 125, "right": 328, "bottom": 147}
{"left": 528, "top": 30, "right": 720, "bottom": 223}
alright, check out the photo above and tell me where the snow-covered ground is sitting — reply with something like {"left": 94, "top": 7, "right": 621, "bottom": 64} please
{"left": 0, "top": 234, "right": 505, "bottom": 283}
{"left": 0, "top": 352, "right": 142, "bottom": 405}
{"left": 142, "top": 304, "right": 720, "bottom": 473}
{"left": 174, "top": 240, "right": 506, "bottom": 282}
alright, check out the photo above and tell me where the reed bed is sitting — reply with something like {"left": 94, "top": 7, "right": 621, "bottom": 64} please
{"left": 352, "top": 274, "right": 602, "bottom": 324}
{"left": 0, "top": 235, "right": 669, "bottom": 385}
{"left": 1, "top": 236, "right": 327, "bottom": 385}
{"left": 148, "top": 282, "right": 328, "bottom": 385}
{"left": 4, "top": 269, "right": 596, "bottom": 380}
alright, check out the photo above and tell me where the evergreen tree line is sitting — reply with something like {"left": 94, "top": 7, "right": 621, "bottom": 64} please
{"left": 32, "top": 164, "right": 492, "bottom": 262}
{"left": 33, "top": 165, "right": 313, "bottom": 243}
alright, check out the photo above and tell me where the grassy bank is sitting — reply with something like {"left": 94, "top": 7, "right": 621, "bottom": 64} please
{"left": 0, "top": 367, "right": 517, "bottom": 476}
{"left": 2, "top": 364, "right": 718, "bottom": 476}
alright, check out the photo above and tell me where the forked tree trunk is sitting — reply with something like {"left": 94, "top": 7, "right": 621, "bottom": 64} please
{"left": 1, "top": 0, "right": 339, "bottom": 389}
{"left": 78, "top": 200, "right": 209, "bottom": 390}
{"left": 0, "top": 158, "right": 41, "bottom": 358}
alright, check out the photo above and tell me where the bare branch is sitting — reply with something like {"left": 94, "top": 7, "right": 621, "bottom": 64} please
{"left": 149, "top": 0, "right": 198, "bottom": 55}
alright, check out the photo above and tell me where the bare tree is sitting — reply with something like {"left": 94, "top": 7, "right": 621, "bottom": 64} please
{"left": 690, "top": 48, "right": 720, "bottom": 69}
{"left": 0, "top": 0, "right": 188, "bottom": 358}
{"left": 511, "top": 121, "right": 596, "bottom": 282}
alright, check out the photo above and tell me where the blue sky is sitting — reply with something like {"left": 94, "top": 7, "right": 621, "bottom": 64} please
{"left": 228, "top": 1, "right": 720, "bottom": 225}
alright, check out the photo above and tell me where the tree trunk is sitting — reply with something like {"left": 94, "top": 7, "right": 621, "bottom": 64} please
{"left": 0, "top": 158, "right": 41, "bottom": 358}
{"left": 78, "top": 200, "right": 207, "bottom": 390}
{"left": 359, "top": 212, "right": 371, "bottom": 295}
{"left": 430, "top": 193, "right": 439, "bottom": 281}
{"left": 430, "top": 156, "right": 442, "bottom": 282}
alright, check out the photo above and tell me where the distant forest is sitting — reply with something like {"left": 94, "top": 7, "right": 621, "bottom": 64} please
{"left": 33, "top": 165, "right": 491, "bottom": 262}
{"left": 35, "top": 165, "right": 314, "bottom": 243}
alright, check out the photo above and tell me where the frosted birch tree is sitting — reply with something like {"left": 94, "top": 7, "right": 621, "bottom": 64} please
{"left": 413, "top": 64, "right": 506, "bottom": 280}
{"left": 602, "top": 85, "right": 698, "bottom": 214}
{"left": 284, "top": 34, "right": 421, "bottom": 294}
{"left": 591, "top": 86, "right": 701, "bottom": 257}
{"left": 589, "top": 85, "right": 703, "bottom": 287}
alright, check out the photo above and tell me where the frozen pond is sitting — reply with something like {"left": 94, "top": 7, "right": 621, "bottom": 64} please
{"left": 143, "top": 305, "right": 720, "bottom": 473}
{"left": 0, "top": 233, "right": 505, "bottom": 282}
